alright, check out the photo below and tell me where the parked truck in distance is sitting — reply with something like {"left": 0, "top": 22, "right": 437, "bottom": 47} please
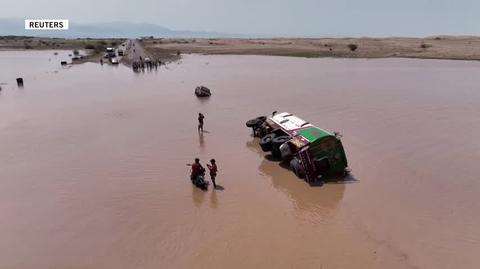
{"left": 106, "top": 47, "right": 116, "bottom": 58}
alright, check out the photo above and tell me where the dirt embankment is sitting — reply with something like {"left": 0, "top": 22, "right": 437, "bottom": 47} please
{"left": 2, "top": 36, "right": 480, "bottom": 62}
{"left": 132, "top": 39, "right": 181, "bottom": 64}
{"left": 140, "top": 36, "right": 480, "bottom": 61}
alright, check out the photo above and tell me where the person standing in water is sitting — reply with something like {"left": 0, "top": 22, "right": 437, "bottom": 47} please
{"left": 198, "top": 113, "right": 205, "bottom": 132}
{"left": 206, "top": 159, "right": 218, "bottom": 188}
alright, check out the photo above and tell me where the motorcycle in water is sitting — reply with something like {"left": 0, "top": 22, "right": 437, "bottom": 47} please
{"left": 190, "top": 169, "right": 209, "bottom": 191}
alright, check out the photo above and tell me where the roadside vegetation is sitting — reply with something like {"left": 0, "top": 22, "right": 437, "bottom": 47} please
{"left": 420, "top": 43, "right": 432, "bottom": 49}
{"left": 348, "top": 43, "right": 358, "bottom": 51}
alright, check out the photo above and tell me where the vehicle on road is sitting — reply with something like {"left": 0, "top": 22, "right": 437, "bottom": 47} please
{"left": 71, "top": 55, "right": 83, "bottom": 61}
{"left": 246, "top": 112, "right": 350, "bottom": 182}
{"left": 106, "top": 47, "right": 116, "bottom": 58}
{"left": 110, "top": 57, "right": 119, "bottom": 64}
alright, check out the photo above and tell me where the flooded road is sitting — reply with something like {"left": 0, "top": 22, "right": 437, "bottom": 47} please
{"left": 1, "top": 50, "right": 480, "bottom": 269}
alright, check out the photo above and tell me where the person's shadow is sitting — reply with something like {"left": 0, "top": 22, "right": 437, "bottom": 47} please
{"left": 213, "top": 185, "right": 225, "bottom": 191}
{"left": 210, "top": 190, "right": 218, "bottom": 209}
{"left": 199, "top": 132, "right": 205, "bottom": 148}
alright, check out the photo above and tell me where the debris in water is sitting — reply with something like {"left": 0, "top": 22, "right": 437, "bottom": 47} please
{"left": 195, "top": 86, "right": 212, "bottom": 97}
{"left": 16, "top": 78, "right": 24, "bottom": 87}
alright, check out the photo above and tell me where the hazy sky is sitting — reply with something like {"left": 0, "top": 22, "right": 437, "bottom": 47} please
{"left": 1, "top": 0, "right": 478, "bottom": 36}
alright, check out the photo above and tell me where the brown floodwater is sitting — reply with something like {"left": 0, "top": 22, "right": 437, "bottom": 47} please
{"left": 1, "top": 50, "right": 479, "bottom": 269}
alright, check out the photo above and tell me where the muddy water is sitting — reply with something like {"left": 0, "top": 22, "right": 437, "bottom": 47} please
{"left": 1, "top": 50, "right": 479, "bottom": 269}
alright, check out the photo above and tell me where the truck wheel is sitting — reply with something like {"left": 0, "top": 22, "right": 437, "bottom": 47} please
{"left": 256, "top": 125, "right": 267, "bottom": 137}
{"left": 246, "top": 116, "right": 266, "bottom": 128}
{"left": 280, "top": 143, "right": 293, "bottom": 162}
{"left": 290, "top": 157, "right": 305, "bottom": 179}
{"left": 271, "top": 136, "right": 291, "bottom": 157}
{"left": 259, "top": 133, "right": 276, "bottom": 152}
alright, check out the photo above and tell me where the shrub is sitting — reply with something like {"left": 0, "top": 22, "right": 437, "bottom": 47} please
{"left": 85, "top": 44, "right": 95, "bottom": 49}
{"left": 348, "top": 43, "right": 358, "bottom": 51}
{"left": 73, "top": 50, "right": 79, "bottom": 55}
{"left": 420, "top": 43, "right": 431, "bottom": 49}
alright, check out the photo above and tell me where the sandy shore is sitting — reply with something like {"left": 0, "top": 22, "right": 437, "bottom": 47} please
{"left": 142, "top": 36, "right": 480, "bottom": 60}
{"left": 1, "top": 36, "right": 480, "bottom": 62}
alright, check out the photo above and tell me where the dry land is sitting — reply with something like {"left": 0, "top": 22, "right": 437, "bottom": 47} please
{"left": 1, "top": 35, "right": 480, "bottom": 63}
{"left": 141, "top": 36, "right": 480, "bottom": 60}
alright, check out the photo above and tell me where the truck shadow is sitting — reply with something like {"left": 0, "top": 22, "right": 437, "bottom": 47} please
{"left": 277, "top": 161, "right": 358, "bottom": 186}
{"left": 245, "top": 139, "right": 350, "bottom": 212}
{"left": 258, "top": 158, "right": 346, "bottom": 212}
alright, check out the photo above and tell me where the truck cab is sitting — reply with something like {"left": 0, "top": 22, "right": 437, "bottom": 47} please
{"left": 106, "top": 48, "right": 116, "bottom": 58}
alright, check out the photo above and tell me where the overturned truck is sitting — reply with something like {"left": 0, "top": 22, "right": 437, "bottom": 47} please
{"left": 246, "top": 112, "right": 350, "bottom": 182}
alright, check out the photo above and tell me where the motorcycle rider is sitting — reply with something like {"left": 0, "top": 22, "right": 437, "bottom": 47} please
{"left": 190, "top": 158, "right": 205, "bottom": 184}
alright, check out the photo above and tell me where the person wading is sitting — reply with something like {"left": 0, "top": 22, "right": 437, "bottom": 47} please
{"left": 206, "top": 159, "right": 218, "bottom": 188}
{"left": 198, "top": 113, "right": 205, "bottom": 132}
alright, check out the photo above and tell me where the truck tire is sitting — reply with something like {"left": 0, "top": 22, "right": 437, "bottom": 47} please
{"left": 280, "top": 143, "right": 293, "bottom": 162}
{"left": 290, "top": 157, "right": 305, "bottom": 179}
{"left": 259, "top": 133, "right": 276, "bottom": 152}
{"left": 271, "top": 136, "right": 291, "bottom": 157}
{"left": 246, "top": 116, "right": 266, "bottom": 128}
{"left": 256, "top": 124, "right": 267, "bottom": 137}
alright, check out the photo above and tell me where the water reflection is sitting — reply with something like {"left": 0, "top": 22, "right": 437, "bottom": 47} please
{"left": 199, "top": 131, "right": 205, "bottom": 148}
{"left": 258, "top": 158, "right": 345, "bottom": 212}
{"left": 196, "top": 97, "right": 210, "bottom": 104}
{"left": 209, "top": 189, "right": 218, "bottom": 209}
{"left": 246, "top": 139, "right": 345, "bottom": 212}
{"left": 192, "top": 187, "right": 206, "bottom": 207}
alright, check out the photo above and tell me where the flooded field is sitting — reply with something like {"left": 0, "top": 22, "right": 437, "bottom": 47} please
{"left": 1, "top": 50, "right": 479, "bottom": 269}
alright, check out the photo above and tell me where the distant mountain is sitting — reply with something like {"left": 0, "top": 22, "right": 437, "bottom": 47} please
{"left": 0, "top": 18, "right": 244, "bottom": 38}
